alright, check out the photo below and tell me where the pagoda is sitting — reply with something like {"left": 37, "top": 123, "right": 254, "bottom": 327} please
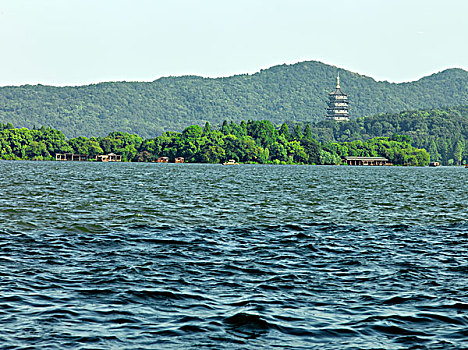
{"left": 326, "top": 73, "right": 349, "bottom": 121}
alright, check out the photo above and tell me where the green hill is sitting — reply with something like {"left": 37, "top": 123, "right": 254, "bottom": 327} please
{"left": 0, "top": 61, "right": 467, "bottom": 138}
{"left": 306, "top": 105, "right": 468, "bottom": 165}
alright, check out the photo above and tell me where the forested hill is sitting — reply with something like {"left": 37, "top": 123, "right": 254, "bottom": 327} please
{"left": 307, "top": 105, "right": 468, "bottom": 165}
{"left": 0, "top": 61, "right": 467, "bottom": 138}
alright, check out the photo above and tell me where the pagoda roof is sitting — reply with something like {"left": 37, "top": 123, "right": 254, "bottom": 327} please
{"left": 329, "top": 88, "right": 347, "bottom": 96}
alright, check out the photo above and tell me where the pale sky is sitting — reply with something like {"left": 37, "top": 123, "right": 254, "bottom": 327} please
{"left": 0, "top": 0, "right": 466, "bottom": 86}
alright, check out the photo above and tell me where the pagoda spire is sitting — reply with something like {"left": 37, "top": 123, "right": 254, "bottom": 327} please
{"left": 336, "top": 73, "right": 340, "bottom": 89}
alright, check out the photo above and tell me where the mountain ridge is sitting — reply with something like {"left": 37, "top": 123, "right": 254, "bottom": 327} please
{"left": 0, "top": 60, "right": 466, "bottom": 138}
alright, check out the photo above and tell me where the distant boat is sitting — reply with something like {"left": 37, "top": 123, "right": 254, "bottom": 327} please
{"left": 223, "top": 159, "right": 238, "bottom": 165}
{"left": 428, "top": 162, "right": 440, "bottom": 167}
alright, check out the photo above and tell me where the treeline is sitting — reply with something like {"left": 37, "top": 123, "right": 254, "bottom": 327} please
{"left": 0, "top": 120, "right": 429, "bottom": 166}
{"left": 0, "top": 61, "right": 466, "bottom": 138}
{"left": 305, "top": 105, "right": 468, "bottom": 165}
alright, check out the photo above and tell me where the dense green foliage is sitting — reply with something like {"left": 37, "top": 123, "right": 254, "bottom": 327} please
{"left": 304, "top": 105, "right": 468, "bottom": 165}
{"left": 0, "top": 120, "right": 429, "bottom": 166}
{"left": 0, "top": 61, "right": 466, "bottom": 138}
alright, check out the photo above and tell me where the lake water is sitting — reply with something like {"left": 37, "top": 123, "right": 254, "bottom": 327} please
{"left": 1, "top": 162, "right": 467, "bottom": 349}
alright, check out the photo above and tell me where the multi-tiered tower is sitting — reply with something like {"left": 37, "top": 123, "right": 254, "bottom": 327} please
{"left": 326, "top": 73, "right": 349, "bottom": 121}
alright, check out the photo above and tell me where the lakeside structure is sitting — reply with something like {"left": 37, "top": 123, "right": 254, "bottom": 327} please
{"left": 55, "top": 153, "right": 187, "bottom": 163}
{"left": 96, "top": 153, "right": 122, "bottom": 162}
{"left": 56, "top": 153, "right": 121, "bottom": 162}
{"left": 326, "top": 73, "right": 350, "bottom": 121}
{"left": 344, "top": 156, "right": 390, "bottom": 166}
{"left": 55, "top": 153, "right": 88, "bottom": 161}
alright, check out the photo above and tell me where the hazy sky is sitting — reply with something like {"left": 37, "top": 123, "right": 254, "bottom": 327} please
{"left": 0, "top": 0, "right": 466, "bottom": 86}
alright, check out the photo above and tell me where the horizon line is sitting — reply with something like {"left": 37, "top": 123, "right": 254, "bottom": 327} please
{"left": 0, "top": 60, "right": 466, "bottom": 88}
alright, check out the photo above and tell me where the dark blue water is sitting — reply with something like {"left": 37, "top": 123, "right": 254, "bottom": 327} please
{"left": 1, "top": 162, "right": 467, "bottom": 349}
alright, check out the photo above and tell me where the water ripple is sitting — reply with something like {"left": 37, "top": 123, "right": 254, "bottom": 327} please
{"left": 0, "top": 162, "right": 467, "bottom": 348}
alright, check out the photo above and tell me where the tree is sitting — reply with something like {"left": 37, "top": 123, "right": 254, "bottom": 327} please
{"left": 293, "top": 124, "right": 303, "bottom": 141}
{"left": 303, "top": 124, "right": 314, "bottom": 141}
{"left": 454, "top": 140, "right": 465, "bottom": 165}
{"left": 301, "top": 138, "right": 321, "bottom": 164}
{"left": 203, "top": 122, "right": 212, "bottom": 135}
{"left": 200, "top": 144, "right": 225, "bottom": 163}
{"left": 25, "top": 141, "right": 49, "bottom": 160}
{"left": 269, "top": 142, "right": 288, "bottom": 162}
{"left": 279, "top": 123, "right": 291, "bottom": 141}
{"left": 183, "top": 125, "right": 203, "bottom": 139}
